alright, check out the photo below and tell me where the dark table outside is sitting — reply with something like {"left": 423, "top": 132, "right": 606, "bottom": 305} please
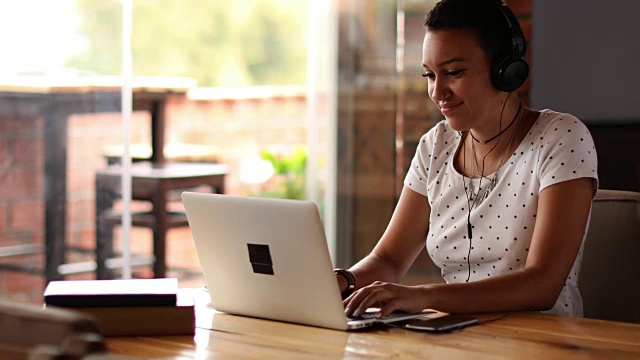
{"left": 0, "top": 76, "right": 206, "bottom": 282}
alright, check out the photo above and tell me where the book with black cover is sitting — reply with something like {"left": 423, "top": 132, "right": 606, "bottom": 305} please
{"left": 44, "top": 278, "right": 178, "bottom": 307}
{"left": 49, "top": 289, "right": 196, "bottom": 337}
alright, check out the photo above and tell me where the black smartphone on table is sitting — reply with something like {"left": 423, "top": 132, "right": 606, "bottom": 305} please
{"left": 404, "top": 315, "right": 479, "bottom": 332}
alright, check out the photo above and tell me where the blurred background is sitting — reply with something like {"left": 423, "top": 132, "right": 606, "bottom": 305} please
{"left": 1, "top": 0, "right": 638, "bottom": 304}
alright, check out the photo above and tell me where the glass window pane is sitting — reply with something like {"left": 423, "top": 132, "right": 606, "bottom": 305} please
{"left": 0, "top": 0, "right": 125, "bottom": 302}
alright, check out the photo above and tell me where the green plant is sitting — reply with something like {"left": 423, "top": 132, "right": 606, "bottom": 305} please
{"left": 254, "top": 146, "right": 307, "bottom": 199}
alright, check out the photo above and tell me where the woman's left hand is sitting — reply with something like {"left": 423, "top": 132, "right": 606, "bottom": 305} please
{"left": 343, "top": 281, "right": 430, "bottom": 318}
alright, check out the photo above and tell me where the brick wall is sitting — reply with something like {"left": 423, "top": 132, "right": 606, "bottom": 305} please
{"left": 68, "top": 90, "right": 310, "bottom": 256}
{"left": 0, "top": 117, "right": 46, "bottom": 228}
{"left": 0, "top": 116, "right": 46, "bottom": 300}
{"left": 0, "top": 89, "right": 310, "bottom": 302}
{"left": 165, "top": 91, "right": 310, "bottom": 196}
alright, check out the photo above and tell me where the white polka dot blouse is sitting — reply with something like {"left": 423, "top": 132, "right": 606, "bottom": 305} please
{"left": 404, "top": 109, "right": 599, "bottom": 317}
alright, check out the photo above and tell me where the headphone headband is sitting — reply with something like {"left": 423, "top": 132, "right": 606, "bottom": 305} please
{"left": 497, "top": 3, "right": 526, "bottom": 58}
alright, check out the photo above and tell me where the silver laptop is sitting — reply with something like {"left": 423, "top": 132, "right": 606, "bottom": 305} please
{"left": 182, "top": 192, "right": 434, "bottom": 330}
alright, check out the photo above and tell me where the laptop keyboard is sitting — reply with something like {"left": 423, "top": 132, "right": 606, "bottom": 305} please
{"left": 347, "top": 308, "right": 433, "bottom": 323}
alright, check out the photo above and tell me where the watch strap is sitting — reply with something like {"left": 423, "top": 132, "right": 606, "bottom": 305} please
{"left": 333, "top": 268, "right": 356, "bottom": 299}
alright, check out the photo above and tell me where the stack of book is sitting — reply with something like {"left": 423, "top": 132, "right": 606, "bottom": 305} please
{"left": 44, "top": 278, "right": 194, "bottom": 337}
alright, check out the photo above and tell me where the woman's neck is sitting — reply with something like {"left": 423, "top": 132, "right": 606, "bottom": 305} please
{"left": 469, "top": 99, "right": 522, "bottom": 144}
{"left": 461, "top": 106, "right": 538, "bottom": 178}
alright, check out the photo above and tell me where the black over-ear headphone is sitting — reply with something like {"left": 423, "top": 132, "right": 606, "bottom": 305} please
{"left": 491, "top": 2, "right": 529, "bottom": 92}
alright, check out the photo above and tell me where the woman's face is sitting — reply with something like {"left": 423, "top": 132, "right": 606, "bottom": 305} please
{"left": 422, "top": 28, "right": 505, "bottom": 132}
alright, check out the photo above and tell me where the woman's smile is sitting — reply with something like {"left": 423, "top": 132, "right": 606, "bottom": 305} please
{"left": 438, "top": 102, "right": 463, "bottom": 116}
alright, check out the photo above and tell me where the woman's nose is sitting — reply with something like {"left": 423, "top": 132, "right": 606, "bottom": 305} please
{"left": 430, "top": 78, "right": 451, "bottom": 102}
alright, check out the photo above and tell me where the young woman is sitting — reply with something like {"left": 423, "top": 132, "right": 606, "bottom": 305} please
{"left": 335, "top": 0, "right": 598, "bottom": 319}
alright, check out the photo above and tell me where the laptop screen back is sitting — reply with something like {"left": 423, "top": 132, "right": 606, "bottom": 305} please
{"left": 182, "top": 192, "right": 349, "bottom": 330}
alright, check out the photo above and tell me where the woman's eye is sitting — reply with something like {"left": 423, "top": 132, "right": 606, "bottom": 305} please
{"left": 421, "top": 73, "right": 435, "bottom": 79}
{"left": 446, "top": 69, "right": 465, "bottom": 76}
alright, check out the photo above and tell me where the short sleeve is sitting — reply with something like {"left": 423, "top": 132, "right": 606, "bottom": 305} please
{"left": 537, "top": 115, "right": 598, "bottom": 193}
{"left": 404, "top": 131, "right": 433, "bottom": 198}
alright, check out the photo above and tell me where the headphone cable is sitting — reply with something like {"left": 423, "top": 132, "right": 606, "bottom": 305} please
{"left": 463, "top": 92, "right": 512, "bottom": 282}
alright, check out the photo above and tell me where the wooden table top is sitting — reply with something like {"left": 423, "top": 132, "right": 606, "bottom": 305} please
{"left": 105, "top": 289, "right": 640, "bottom": 359}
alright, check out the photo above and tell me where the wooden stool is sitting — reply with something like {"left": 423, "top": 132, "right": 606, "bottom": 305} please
{"left": 95, "top": 161, "right": 227, "bottom": 279}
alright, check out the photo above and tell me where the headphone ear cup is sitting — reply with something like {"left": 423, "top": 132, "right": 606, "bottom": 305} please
{"left": 491, "top": 55, "right": 529, "bottom": 92}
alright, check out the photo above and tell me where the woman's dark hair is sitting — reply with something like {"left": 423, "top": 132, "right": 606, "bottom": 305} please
{"left": 424, "top": 0, "right": 526, "bottom": 65}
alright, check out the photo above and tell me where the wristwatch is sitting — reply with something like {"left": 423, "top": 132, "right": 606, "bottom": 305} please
{"left": 333, "top": 268, "right": 356, "bottom": 298}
